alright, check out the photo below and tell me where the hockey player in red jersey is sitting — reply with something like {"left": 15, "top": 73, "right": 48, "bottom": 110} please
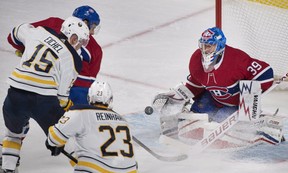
{"left": 153, "top": 27, "right": 274, "bottom": 123}
{"left": 7, "top": 5, "right": 103, "bottom": 105}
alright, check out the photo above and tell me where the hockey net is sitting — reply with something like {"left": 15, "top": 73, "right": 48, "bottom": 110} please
{"left": 220, "top": 0, "right": 288, "bottom": 90}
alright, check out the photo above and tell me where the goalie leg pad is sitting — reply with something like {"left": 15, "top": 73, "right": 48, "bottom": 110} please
{"left": 160, "top": 115, "right": 178, "bottom": 136}
{"left": 255, "top": 115, "right": 286, "bottom": 144}
{"left": 177, "top": 112, "right": 209, "bottom": 144}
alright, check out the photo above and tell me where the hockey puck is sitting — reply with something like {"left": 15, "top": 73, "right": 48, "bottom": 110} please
{"left": 144, "top": 106, "right": 154, "bottom": 115}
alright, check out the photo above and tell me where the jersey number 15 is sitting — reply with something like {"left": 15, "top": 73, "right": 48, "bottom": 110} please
{"left": 23, "top": 44, "right": 58, "bottom": 73}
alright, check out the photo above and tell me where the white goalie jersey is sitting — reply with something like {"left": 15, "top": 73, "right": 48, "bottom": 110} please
{"left": 47, "top": 105, "right": 137, "bottom": 173}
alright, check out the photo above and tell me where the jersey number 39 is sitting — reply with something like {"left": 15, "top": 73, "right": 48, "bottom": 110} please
{"left": 247, "top": 61, "right": 262, "bottom": 75}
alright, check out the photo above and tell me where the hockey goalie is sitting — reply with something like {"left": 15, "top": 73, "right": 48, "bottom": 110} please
{"left": 151, "top": 27, "right": 286, "bottom": 150}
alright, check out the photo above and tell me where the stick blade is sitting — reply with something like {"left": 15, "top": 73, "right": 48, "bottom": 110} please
{"left": 154, "top": 153, "right": 188, "bottom": 162}
{"left": 133, "top": 136, "right": 188, "bottom": 162}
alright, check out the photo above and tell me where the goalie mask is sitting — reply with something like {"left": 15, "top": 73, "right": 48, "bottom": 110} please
{"left": 199, "top": 27, "right": 226, "bottom": 72}
{"left": 61, "top": 16, "right": 90, "bottom": 47}
{"left": 88, "top": 81, "right": 113, "bottom": 108}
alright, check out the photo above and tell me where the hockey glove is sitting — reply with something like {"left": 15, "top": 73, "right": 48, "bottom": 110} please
{"left": 15, "top": 49, "right": 23, "bottom": 57}
{"left": 45, "top": 140, "right": 64, "bottom": 156}
{"left": 64, "top": 99, "right": 73, "bottom": 111}
{"left": 59, "top": 99, "right": 74, "bottom": 111}
{"left": 152, "top": 83, "right": 194, "bottom": 116}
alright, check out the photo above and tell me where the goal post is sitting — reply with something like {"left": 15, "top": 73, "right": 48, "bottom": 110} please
{"left": 215, "top": 0, "right": 288, "bottom": 89}
{"left": 215, "top": 0, "right": 222, "bottom": 29}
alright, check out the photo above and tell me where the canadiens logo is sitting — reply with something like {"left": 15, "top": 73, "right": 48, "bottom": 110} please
{"left": 201, "top": 29, "right": 214, "bottom": 41}
{"left": 206, "top": 86, "right": 232, "bottom": 100}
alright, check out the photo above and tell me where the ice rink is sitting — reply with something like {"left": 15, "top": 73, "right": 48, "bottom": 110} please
{"left": 0, "top": 0, "right": 288, "bottom": 172}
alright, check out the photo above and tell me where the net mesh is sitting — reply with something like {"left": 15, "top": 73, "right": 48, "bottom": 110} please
{"left": 222, "top": 0, "right": 288, "bottom": 89}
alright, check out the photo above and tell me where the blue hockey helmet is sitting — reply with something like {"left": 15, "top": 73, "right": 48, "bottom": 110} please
{"left": 198, "top": 27, "right": 226, "bottom": 72}
{"left": 72, "top": 5, "right": 100, "bottom": 29}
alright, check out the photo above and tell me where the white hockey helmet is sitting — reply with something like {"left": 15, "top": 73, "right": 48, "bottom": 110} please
{"left": 88, "top": 81, "right": 113, "bottom": 108}
{"left": 61, "top": 16, "right": 90, "bottom": 47}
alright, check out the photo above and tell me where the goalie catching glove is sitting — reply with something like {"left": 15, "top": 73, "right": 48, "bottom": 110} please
{"left": 152, "top": 83, "right": 194, "bottom": 116}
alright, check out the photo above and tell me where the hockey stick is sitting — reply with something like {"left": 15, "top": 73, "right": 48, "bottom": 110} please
{"left": 122, "top": 116, "right": 187, "bottom": 162}
{"left": 132, "top": 136, "right": 188, "bottom": 162}
{"left": 61, "top": 137, "right": 187, "bottom": 163}
{"left": 61, "top": 150, "right": 78, "bottom": 164}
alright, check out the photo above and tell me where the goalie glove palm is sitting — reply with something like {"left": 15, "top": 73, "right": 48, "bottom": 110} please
{"left": 152, "top": 83, "right": 194, "bottom": 115}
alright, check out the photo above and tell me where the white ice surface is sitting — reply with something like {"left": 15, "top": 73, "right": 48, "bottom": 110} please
{"left": 0, "top": 0, "right": 288, "bottom": 172}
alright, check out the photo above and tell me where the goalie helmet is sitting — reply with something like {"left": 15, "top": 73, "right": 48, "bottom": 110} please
{"left": 61, "top": 16, "right": 90, "bottom": 47}
{"left": 88, "top": 81, "right": 113, "bottom": 108}
{"left": 73, "top": 5, "right": 100, "bottom": 29}
{"left": 198, "top": 27, "right": 226, "bottom": 72}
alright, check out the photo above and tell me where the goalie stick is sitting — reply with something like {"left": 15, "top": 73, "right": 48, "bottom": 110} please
{"left": 132, "top": 136, "right": 188, "bottom": 162}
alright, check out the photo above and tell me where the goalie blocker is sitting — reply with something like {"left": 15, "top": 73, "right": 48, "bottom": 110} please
{"left": 238, "top": 80, "right": 262, "bottom": 121}
{"left": 237, "top": 80, "right": 284, "bottom": 143}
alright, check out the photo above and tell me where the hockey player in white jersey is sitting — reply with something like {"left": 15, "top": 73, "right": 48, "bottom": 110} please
{"left": 46, "top": 81, "right": 138, "bottom": 173}
{"left": 1, "top": 17, "right": 89, "bottom": 173}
